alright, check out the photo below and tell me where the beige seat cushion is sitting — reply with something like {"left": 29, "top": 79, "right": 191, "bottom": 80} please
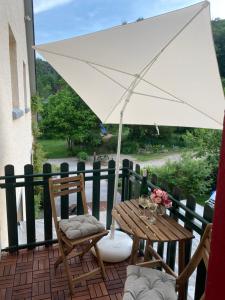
{"left": 59, "top": 215, "right": 105, "bottom": 239}
{"left": 123, "top": 265, "right": 177, "bottom": 300}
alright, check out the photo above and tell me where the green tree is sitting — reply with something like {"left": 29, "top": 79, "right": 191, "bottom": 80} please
{"left": 40, "top": 86, "right": 101, "bottom": 150}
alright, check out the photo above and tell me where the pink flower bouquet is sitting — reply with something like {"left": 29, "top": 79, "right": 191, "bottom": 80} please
{"left": 150, "top": 188, "right": 172, "bottom": 208}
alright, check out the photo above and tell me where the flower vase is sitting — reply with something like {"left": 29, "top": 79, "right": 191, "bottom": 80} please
{"left": 157, "top": 205, "right": 166, "bottom": 216}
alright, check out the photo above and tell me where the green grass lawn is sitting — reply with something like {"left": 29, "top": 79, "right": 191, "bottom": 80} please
{"left": 38, "top": 139, "right": 70, "bottom": 158}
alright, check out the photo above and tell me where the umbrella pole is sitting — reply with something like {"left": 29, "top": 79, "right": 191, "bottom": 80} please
{"left": 110, "top": 76, "right": 140, "bottom": 240}
{"left": 110, "top": 110, "right": 124, "bottom": 239}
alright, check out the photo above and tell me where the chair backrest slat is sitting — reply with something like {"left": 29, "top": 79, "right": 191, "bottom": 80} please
{"left": 53, "top": 188, "right": 82, "bottom": 198}
{"left": 49, "top": 174, "right": 88, "bottom": 235}
{"left": 51, "top": 175, "right": 81, "bottom": 184}
{"left": 53, "top": 181, "right": 81, "bottom": 192}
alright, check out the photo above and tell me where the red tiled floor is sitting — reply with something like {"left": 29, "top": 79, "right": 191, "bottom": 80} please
{"left": 0, "top": 245, "right": 128, "bottom": 300}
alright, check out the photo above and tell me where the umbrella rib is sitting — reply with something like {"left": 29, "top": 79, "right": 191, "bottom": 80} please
{"left": 141, "top": 78, "right": 183, "bottom": 100}
{"left": 34, "top": 47, "right": 136, "bottom": 77}
{"left": 132, "top": 92, "right": 182, "bottom": 103}
{"left": 140, "top": 78, "right": 222, "bottom": 126}
{"left": 183, "top": 102, "right": 222, "bottom": 126}
{"left": 103, "top": 1, "right": 209, "bottom": 122}
{"left": 86, "top": 62, "right": 129, "bottom": 91}
{"left": 103, "top": 80, "right": 135, "bottom": 123}
{"left": 136, "top": 1, "right": 209, "bottom": 79}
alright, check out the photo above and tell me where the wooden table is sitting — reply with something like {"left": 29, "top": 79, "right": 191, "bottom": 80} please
{"left": 112, "top": 199, "right": 194, "bottom": 273}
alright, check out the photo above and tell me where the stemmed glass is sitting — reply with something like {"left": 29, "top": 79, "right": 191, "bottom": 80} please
{"left": 139, "top": 195, "right": 149, "bottom": 219}
{"left": 148, "top": 201, "right": 157, "bottom": 224}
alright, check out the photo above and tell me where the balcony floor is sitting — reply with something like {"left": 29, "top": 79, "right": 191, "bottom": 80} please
{"left": 0, "top": 245, "right": 128, "bottom": 300}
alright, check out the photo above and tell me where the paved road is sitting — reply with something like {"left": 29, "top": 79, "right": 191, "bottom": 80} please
{"left": 47, "top": 152, "right": 181, "bottom": 171}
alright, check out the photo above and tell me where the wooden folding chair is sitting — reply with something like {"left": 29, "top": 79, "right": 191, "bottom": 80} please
{"left": 123, "top": 223, "right": 212, "bottom": 300}
{"left": 49, "top": 174, "right": 108, "bottom": 295}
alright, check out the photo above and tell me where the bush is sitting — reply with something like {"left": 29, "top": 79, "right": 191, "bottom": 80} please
{"left": 122, "top": 140, "right": 139, "bottom": 154}
{"left": 183, "top": 128, "right": 221, "bottom": 190}
{"left": 77, "top": 151, "right": 88, "bottom": 161}
{"left": 146, "top": 154, "right": 212, "bottom": 199}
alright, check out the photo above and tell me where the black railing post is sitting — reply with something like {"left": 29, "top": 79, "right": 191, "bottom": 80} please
{"left": 92, "top": 161, "right": 101, "bottom": 220}
{"left": 106, "top": 159, "right": 116, "bottom": 229}
{"left": 60, "top": 162, "right": 69, "bottom": 219}
{"left": 157, "top": 178, "right": 168, "bottom": 258}
{"left": 5, "top": 165, "right": 18, "bottom": 251}
{"left": 128, "top": 161, "right": 133, "bottom": 200}
{"left": 24, "top": 164, "right": 35, "bottom": 248}
{"left": 151, "top": 173, "right": 158, "bottom": 186}
{"left": 132, "top": 164, "right": 141, "bottom": 199}
{"left": 106, "top": 159, "right": 115, "bottom": 229}
{"left": 121, "top": 159, "right": 130, "bottom": 201}
{"left": 77, "top": 161, "right": 85, "bottom": 215}
{"left": 184, "top": 195, "right": 196, "bottom": 298}
{"left": 43, "top": 163, "right": 52, "bottom": 243}
{"left": 166, "top": 187, "right": 182, "bottom": 270}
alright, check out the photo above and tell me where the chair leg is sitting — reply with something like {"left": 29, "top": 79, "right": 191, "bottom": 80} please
{"left": 54, "top": 244, "right": 73, "bottom": 269}
{"left": 58, "top": 242, "right": 74, "bottom": 295}
{"left": 94, "top": 244, "right": 106, "bottom": 279}
{"left": 80, "top": 237, "right": 101, "bottom": 258}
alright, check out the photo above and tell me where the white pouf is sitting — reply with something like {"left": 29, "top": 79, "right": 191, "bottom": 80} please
{"left": 92, "top": 230, "right": 133, "bottom": 263}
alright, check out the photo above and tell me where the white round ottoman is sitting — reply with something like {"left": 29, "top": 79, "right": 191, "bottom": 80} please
{"left": 92, "top": 230, "right": 133, "bottom": 263}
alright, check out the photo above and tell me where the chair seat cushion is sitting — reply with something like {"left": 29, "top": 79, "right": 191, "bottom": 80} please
{"left": 123, "top": 265, "right": 177, "bottom": 300}
{"left": 59, "top": 215, "right": 105, "bottom": 240}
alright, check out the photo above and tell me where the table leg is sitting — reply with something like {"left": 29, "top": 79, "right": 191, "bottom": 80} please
{"left": 144, "top": 240, "right": 150, "bottom": 261}
{"left": 178, "top": 239, "right": 186, "bottom": 300}
{"left": 130, "top": 237, "right": 140, "bottom": 264}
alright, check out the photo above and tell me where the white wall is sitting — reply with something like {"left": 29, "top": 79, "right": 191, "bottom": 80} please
{"left": 0, "top": 0, "right": 33, "bottom": 248}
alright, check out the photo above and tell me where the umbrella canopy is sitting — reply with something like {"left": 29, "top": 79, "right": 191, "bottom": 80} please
{"left": 34, "top": 1, "right": 224, "bottom": 129}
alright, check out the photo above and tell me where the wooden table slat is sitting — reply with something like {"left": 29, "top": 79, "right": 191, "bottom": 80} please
{"left": 119, "top": 203, "right": 148, "bottom": 239}
{"left": 154, "top": 215, "right": 185, "bottom": 240}
{"left": 112, "top": 209, "right": 132, "bottom": 234}
{"left": 130, "top": 199, "right": 193, "bottom": 240}
{"left": 124, "top": 201, "right": 167, "bottom": 241}
{"left": 163, "top": 215, "right": 193, "bottom": 239}
{"left": 115, "top": 205, "right": 146, "bottom": 239}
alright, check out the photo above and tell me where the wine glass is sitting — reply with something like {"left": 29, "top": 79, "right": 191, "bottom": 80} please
{"left": 139, "top": 195, "right": 149, "bottom": 219}
{"left": 148, "top": 201, "right": 157, "bottom": 224}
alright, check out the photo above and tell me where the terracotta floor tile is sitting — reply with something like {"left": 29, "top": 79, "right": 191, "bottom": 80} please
{"left": 0, "top": 246, "right": 127, "bottom": 299}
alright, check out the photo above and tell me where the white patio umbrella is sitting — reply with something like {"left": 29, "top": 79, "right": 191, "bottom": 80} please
{"left": 34, "top": 1, "right": 224, "bottom": 262}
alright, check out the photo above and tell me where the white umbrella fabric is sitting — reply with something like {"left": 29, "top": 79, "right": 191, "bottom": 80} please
{"left": 34, "top": 1, "right": 224, "bottom": 240}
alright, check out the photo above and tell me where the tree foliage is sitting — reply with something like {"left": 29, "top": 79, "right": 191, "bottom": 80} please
{"left": 36, "top": 58, "right": 61, "bottom": 98}
{"left": 40, "top": 86, "right": 101, "bottom": 150}
{"left": 147, "top": 154, "right": 212, "bottom": 199}
{"left": 183, "top": 128, "right": 222, "bottom": 190}
{"left": 127, "top": 125, "right": 187, "bottom": 147}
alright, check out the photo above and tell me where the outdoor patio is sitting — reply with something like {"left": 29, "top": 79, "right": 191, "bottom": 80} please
{"left": 0, "top": 159, "right": 213, "bottom": 300}
{"left": 0, "top": 244, "right": 127, "bottom": 300}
